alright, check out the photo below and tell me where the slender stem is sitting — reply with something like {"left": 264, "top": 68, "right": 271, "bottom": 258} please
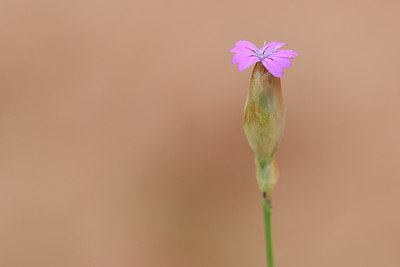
{"left": 262, "top": 195, "right": 274, "bottom": 267}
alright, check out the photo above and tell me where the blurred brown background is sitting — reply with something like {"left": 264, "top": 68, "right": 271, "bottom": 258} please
{"left": 0, "top": 0, "right": 399, "bottom": 266}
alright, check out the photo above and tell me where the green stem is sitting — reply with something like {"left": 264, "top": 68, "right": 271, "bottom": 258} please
{"left": 262, "top": 195, "right": 274, "bottom": 267}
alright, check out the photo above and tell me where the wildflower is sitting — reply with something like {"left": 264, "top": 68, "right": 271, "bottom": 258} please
{"left": 230, "top": 40, "right": 298, "bottom": 267}
{"left": 230, "top": 40, "right": 298, "bottom": 77}
{"left": 230, "top": 40, "right": 298, "bottom": 194}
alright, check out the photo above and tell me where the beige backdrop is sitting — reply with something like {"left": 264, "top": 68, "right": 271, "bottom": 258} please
{"left": 0, "top": 0, "right": 399, "bottom": 266}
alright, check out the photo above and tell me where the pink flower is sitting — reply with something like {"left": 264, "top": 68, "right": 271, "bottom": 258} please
{"left": 230, "top": 40, "right": 298, "bottom": 77}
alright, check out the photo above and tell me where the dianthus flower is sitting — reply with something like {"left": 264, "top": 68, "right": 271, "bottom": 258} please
{"left": 230, "top": 40, "right": 298, "bottom": 77}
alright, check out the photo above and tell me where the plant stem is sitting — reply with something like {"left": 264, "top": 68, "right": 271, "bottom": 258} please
{"left": 262, "top": 195, "right": 274, "bottom": 267}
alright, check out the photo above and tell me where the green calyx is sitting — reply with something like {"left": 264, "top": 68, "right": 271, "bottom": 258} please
{"left": 243, "top": 63, "right": 286, "bottom": 194}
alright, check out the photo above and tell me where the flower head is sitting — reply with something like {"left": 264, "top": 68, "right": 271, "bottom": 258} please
{"left": 230, "top": 40, "right": 298, "bottom": 77}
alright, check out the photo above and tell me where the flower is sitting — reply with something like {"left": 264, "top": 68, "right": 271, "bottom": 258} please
{"left": 230, "top": 40, "right": 298, "bottom": 77}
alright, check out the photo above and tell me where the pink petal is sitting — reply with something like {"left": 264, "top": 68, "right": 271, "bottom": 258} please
{"left": 268, "top": 55, "right": 291, "bottom": 68}
{"left": 232, "top": 50, "right": 257, "bottom": 64}
{"left": 273, "top": 50, "right": 298, "bottom": 58}
{"left": 230, "top": 40, "right": 259, "bottom": 54}
{"left": 237, "top": 56, "right": 260, "bottom": 71}
{"left": 260, "top": 41, "right": 288, "bottom": 54}
{"left": 262, "top": 58, "right": 284, "bottom": 78}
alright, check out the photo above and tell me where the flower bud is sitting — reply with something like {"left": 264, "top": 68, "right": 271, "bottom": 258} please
{"left": 243, "top": 62, "right": 286, "bottom": 194}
